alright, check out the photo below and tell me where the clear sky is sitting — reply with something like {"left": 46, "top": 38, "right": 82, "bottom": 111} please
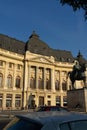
{"left": 0, "top": 0, "right": 87, "bottom": 59}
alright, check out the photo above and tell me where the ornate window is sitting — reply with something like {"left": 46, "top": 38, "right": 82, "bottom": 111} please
{"left": 9, "top": 62, "right": 13, "bottom": 68}
{"left": 55, "top": 80, "right": 60, "bottom": 90}
{"left": 15, "top": 76, "right": 21, "bottom": 88}
{"left": 17, "top": 64, "right": 21, "bottom": 70}
{"left": 38, "top": 77, "right": 43, "bottom": 89}
{"left": 30, "top": 77, "right": 36, "bottom": 89}
{"left": 15, "top": 94, "right": 21, "bottom": 107}
{"left": 6, "top": 94, "right": 12, "bottom": 107}
{"left": 0, "top": 73, "right": 3, "bottom": 87}
{"left": 63, "top": 96, "right": 67, "bottom": 106}
{"left": 62, "top": 80, "right": 67, "bottom": 91}
{"left": 7, "top": 74, "right": 12, "bottom": 88}
{"left": 46, "top": 78, "right": 51, "bottom": 90}
{"left": 0, "top": 60, "right": 3, "bottom": 66}
{"left": 56, "top": 96, "right": 61, "bottom": 106}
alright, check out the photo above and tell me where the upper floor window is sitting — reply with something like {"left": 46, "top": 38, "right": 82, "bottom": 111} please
{"left": 46, "top": 78, "right": 51, "bottom": 90}
{"left": 15, "top": 76, "right": 21, "bottom": 88}
{"left": 0, "top": 60, "right": 3, "bottom": 66}
{"left": 62, "top": 80, "right": 67, "bottom": 91}
{"left": 38, "top": 77, "right": 44, "bottom": 89}
{"left": 46, "top": 68, "right": 50, "bottom": 74}
{"left": 67, "top": 58, "right": 71, "bottom": 62}
{"left": 7, "top": 74, "right": 12, "bottom": 88}
{"left": 61, "top": 71, "right": 67, "bottom": 77}
{"left": 39, "top": 67, "right": 43, "bottom": 73}
{"left": 17, "top": 64, "right": 21, "bottom": 70}
{"left": 30, "top": 77, "right": 36, "bottom": 89}
{"left": 55, "top": 80, "right": 60, "bottom": 90}
{"left": 9, "top": 62, "right": 13, "bottom": 68}
{"left": 31, "top": 66, "right": 36, "bottom": 73}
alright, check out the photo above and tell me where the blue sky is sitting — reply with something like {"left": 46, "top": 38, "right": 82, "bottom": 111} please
{"left": 0, "top": 0, "right": 87, "bottom": 58}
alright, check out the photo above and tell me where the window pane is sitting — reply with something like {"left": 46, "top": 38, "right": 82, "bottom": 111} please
{"left": 15, "top": 77, "right": 20, "bottom": 88}
{"left": 15, "top": 100, "right": 21, "bottom": 107}
{"left": 60, "top": 120, "right": 87, "bottom": 130}
{"left": 7, "top": 75, "right": 12, "bottom": 88}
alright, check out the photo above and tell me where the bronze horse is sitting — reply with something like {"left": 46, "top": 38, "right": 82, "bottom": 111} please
{"left": 68, "top": 64, "right": 86, "bottom": 89}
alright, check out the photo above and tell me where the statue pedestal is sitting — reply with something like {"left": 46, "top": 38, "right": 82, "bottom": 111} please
{"left": 67, "top": 87, "right": 87, "bottom": 112}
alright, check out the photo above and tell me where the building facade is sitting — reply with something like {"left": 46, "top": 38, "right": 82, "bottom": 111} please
{"left": 0, "top": 32, "right": 86, "bottom": 110}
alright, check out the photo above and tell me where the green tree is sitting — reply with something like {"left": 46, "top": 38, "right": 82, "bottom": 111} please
{"left": 59, "top": 0, "right": 87, "bottom": 20}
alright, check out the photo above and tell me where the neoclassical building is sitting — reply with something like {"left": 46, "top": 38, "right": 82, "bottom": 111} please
{"left": 0, "top": 31, "right": 86, "bottom": 110}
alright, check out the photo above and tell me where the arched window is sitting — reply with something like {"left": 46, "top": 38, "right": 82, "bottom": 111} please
{"left": 7, "top": 74, "right": 12, "bottom": 88}
{"left": 15, "top": 76, "right": 21, "bottom": 88}
{"left": 0, "top": 73, "right": 3, "bottom": 87}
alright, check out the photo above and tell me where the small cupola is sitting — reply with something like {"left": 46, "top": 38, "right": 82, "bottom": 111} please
{"left": 29, "top": 31, "right": 39, "bottom": 39}
{"left": 76, "top": 51, "right": 86, "bottom": 66}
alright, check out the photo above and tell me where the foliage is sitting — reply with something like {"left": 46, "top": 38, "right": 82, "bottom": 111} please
{"left": 59, "top": 0, "right": 87, "bottom": 20}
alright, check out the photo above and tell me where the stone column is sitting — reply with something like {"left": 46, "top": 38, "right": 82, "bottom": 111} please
{"left": 66, "top": 71, "right": 70, "bottom": 90}
{"left": 28, "top": 65, "right": 31, "bottom": 88}
{"left": 13, "top": 64, "right": 16, "bottom": 90}
{"left": 3, "top": 93, "right": 6, "bottom": 110}
{"left": 24, "top": 60, "right": 28, "bottom": 91}
{"left": 4, "top": 62, "right": 8, "bottom": 89}
{"left": 36, "top": 67, "right": 38, "bottom": 89}
{"left": 35, "top": 94, "right": 39, "bottom": 107}
{"left": 12, "top": 94, "right": 15, "bottom": 110}
{"left": 61, "top": 95, "right": 63, "bottom": 107}
{"left": 23, "top": 59, "right": 28, "bottom": 109}
{"left": 59, "top": 71, "right": 62, "bottom": 92}
{"left": 51, "top": 69, "right": 55, "bottom": 92}
{"left": 44, "top": 68, "right": 46, "bottom": 90}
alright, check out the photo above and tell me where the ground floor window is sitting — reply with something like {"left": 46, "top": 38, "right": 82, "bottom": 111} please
{"left": 56, "top": 96, "right": 61, "bottom": 106}
{"left": 63, "top": 96, "right": 67, "bottom": 107}
{"left": 6, "top": 94, "right": 12, "bottom": 107}
{"left": 15, "top": 100, "right": 21, "bottom": 107}
{"left": 6, "top": 100, "right": 12, "bottom": 107}
{"left": 15, "top": 94, "right": 21, "bottom": 107}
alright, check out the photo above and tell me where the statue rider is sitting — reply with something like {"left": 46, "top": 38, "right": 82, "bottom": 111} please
{"left": 69, "top": 51, "right": 87, "bottom": 89}
{"left": 73, "top": 61, "right": 81, "bottom": 77}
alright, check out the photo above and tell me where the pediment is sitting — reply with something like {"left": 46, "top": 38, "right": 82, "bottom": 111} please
{"left": 29, "top": 56, "right": 55, "bottom": 64}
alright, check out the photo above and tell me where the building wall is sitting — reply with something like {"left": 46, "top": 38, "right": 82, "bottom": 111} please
{"left": 0, "top": 48, "right": 84, "bottom": 110}
{"left": 0, "top": 48, "right": 24, "bottom": 110}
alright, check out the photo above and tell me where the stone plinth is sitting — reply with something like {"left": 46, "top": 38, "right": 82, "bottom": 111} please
{"left": 67, "top": 88, "right": 87, "bottom": 112}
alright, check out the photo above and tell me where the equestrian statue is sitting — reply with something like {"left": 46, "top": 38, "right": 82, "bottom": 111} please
{"left": 68, "top": 51, "right": 87, "bottom": 89}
